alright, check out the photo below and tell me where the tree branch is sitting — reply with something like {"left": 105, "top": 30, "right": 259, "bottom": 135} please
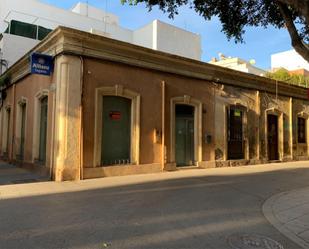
{"left": 276, "top": 0, "right": 309, "bottom": 27}
{"left": 277, "top": 2, "right": 309, "bottom": 62}
{"left": 276, "top": 0, "right": 308, "bottom": 12}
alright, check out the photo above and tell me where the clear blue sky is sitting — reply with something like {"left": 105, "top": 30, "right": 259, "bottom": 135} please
{"left": 41, "top": 0, "right": 293, "bottom": 70}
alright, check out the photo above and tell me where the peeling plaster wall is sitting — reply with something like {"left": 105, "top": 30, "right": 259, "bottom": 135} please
{"left": 292, "top": 99, "right": 309, "bottom": 159}
{"left": 0, "top": 74, "right": 53, "bottom": 171}
{"left": 214, "top": 85, "right": 258, "bottom": 165}
{"left": 259, "top": 93, "right": 291, "bottom": 161}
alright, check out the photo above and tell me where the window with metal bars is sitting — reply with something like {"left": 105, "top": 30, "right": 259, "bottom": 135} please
{"left": 298, "top": 117, "right": 306, "bottom": 143}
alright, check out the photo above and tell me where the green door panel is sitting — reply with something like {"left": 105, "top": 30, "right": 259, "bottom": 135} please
{"left": 101, "top": 96, "right": 131, "bottom": 166}
{"left": 176, "top": 118, "right": 187, "bottom": 166}
{"left": 187, "top": 119, "right": 194, "bottom": 164}
{"left": 175, "top": 105, "right": 195, "bottom": 167}
{"left": 20, "top": 104, "right": 26, "bottom": 159}
{"left": 39, "top": 97, "right": 48, "bottom": 163}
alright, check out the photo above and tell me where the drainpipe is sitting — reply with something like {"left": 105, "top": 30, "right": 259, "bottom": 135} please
{"left": 79, "top": 56, "right": 84, "bottom": 180}
{"left": 10, "top": 83, "right": 16, "bottom": 162}
{"left": 50, "top": 85, "right": 56, "bottom": 180}
{"left": 161, "top": 80, "right": 165, "bottom": 170}
{"left": 289, "top": 97, "right": 293, "bottom": 160}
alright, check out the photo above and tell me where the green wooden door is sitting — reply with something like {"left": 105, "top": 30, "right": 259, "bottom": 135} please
{"left": 20, "top": 104, "right": 26, "bottom": 159}
{"left": 101, "top": 96, "right": 131, "bottom": 166}
{"left": 175, "top": 105, "right": 195, "bottom": 166}
{"left": 39, "top": 97, "right": 48, "bottom": 162}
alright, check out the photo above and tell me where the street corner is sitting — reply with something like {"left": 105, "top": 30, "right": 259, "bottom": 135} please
{"left": 263, "top": 187, "right": 309, "bottom": 249}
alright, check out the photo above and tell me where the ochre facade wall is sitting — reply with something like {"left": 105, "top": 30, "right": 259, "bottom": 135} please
{"left": 0, "top": 85, "right": 14, "bottom": 158}
{"left": 82, "top": 59, "right": 216, "bottom": 172}
{"left": 0, "top": 74, "right": 53, "bottom": 172}
{"left": 259, "top": 93, "right": 292, "bottom": 161}
{"left": 214, "top": 85, "right": 259, "bottom": 166}
{"left": 292, "top": 99, "right": 309, "bottom": 159}
{"left": 1, "top": 54, "right": 309, "bottom": 180}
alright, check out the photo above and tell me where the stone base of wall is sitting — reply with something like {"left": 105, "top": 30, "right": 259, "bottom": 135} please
{"left": 164, "top": 163, "right": 177, "bottom": 171}
{"left": 282, "top": 156, "right": 294, "bottom": 162}
{"left": 215, "top": 159, "right": 253, "bottom": 167}
{"left": 83, "top": 163, "right": 162, "bottom": 179}
{"left": 164, "top": 161, "right": 216, "bottom": 171}
{"left": 8, "top": 159, "right": 50, "bottom": 177}
{"left": 198, "top": 161, "right": 216, "bottom": 168}
{"left": 215, "top": 160, "right": 229, "bottom": 167}
{"left": 249, "top": 159, "right": 263, "bottom": 165}
{"left": 294, "top": 156, "right": 309, "bottom": 161}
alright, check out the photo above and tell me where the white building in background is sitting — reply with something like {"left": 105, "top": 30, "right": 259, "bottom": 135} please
{"left": 209, "top": 54, "right": 266, "bottom": 76}
{"left": 0, "top": 0, "right": 202, "bottom": 72}
{"left": 271, "top": 49, "right": 309, "bottom": 71}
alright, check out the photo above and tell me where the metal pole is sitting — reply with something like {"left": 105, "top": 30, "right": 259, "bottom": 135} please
{"left": 86, "top": 0, "right": 89, "bottom": 17}
{"left": 104, "top": 0, "right": 108, "bottom": 33}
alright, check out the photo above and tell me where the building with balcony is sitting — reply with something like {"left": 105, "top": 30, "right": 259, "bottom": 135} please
{"left": 0, "top": 0, "right": 202, "bottom": 72}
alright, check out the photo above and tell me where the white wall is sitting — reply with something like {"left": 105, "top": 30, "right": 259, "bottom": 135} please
{"left": 0, "top": 33, "right": 39, "bottom": 67}
{"left": 271, "top": 50, "right": 309, "bottom": 71}
{"left": 156, "top": 20, "right": 202, "bottom": 60}
{"left": 236, "top": 64, "right": 265, "bottom": 76}
{"left": 0, "top": 0, "right": 203, "bottom": 72}
{"left": 133, "top": 20, "right": 202, "bottom": 60}
{"left": 0, "top": 0, "right": 133, "bottom": 43}
{"left": 209, "top": 57, "right": 266, "bottom": 76}
{"left": 71, "top": 2, "right": 119, "bottom": 26}
{"left": 0, "top": 0, "right": 10, "bottom": 31}
{"left": 133, "top": 22, "right": 154, "bottom": 50}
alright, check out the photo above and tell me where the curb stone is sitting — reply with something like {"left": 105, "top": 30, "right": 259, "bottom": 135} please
{"left": 263, "top": 189, "right": 309, "bottom": 249}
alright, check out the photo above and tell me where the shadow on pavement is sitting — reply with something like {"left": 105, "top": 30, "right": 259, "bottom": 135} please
{"left": 0, "top": 161, "right": 49, "bottom": 185}
{"left": 0, "top": 166, "right": 309, "bottom": 249}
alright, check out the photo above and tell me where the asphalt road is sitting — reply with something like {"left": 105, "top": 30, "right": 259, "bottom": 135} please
{"left": 1, "top": 161, "right": 309, "bottom": 249}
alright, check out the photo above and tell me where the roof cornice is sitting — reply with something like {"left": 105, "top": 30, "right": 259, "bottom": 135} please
{"left": 4, "top": 26, "right": 309, "bottom": 100}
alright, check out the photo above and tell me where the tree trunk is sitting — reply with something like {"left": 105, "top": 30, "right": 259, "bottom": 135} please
{"left": 277, "top": 2, "right": 309, "bottom": 62}
{"left": 277, "top": 0, "right": 309, "bottom": 24}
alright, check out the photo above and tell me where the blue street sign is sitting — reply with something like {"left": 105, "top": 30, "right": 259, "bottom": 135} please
{"left": 30, "top": 53, "right": 54, "bottom": 76}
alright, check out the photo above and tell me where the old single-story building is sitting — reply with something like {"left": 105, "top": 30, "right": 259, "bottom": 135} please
{"left": 0, "top": 27, "right": 309, "bottom": 181}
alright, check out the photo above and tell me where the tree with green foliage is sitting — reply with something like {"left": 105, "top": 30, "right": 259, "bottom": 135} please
{"left": 121, "top": 0, "right": 309, "bottom": 62}
{"left": 266, "top": 68, "right": 309, "bottom": 87}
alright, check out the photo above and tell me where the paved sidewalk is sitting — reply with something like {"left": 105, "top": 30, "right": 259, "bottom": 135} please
{"left": 0, "top": 161, "right": 49, "bottom": 185}
{"left": 263, "top": 187, "right": 309, "bottom": 249}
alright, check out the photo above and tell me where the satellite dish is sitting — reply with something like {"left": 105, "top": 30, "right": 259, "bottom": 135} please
{"left": 218, "top": 52, "right": 226, "bottom": 60}
{"left": 249, "top": 59, "right": 256, "bottom": 65}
